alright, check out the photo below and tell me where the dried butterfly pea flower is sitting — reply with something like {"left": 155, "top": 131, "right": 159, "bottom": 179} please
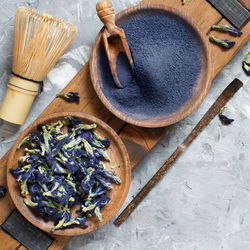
{"left": 94, "top": 207, "right": 103, "bottom": 221}
{"left": 94, "top": 132, "right": 110, "bottom": 148}
{"left": 242, "top": 51, "right": 250, "bottom": 76}
{"left": 0, "top": 186, "right": 7, "bottom": 199}
{"left": 52, "top": 216, "right": 88, "bottom": 231}
{"left": 219, "top": 113, "right": 234, "bottom": 125}
{"left": 78, "top": 123, "right": 97, "bottom": 130}
{"left": 209, "top": 35, "right": 235, "bottom": 49}
{"left": 95, "top": 175, "right": 113, "bottom": 190}
{"left": 82, "top": 139, "right": 94, "bottom": 156}
{"left": 19, "top": 155, "right": 39, "bottom": 164}
{"left": 11, "top": 116, "right": 121, "bottom": 231}
{"left": 17, "top": 135, "right": 32, "bottom": 149}
{"left": 218, "top": 106, "right": 234, "bottom": 125}
{"left": 98, "top": 169, "right": 122, "bottom": 184}
{"left": 66, "top": 116, "right": 82, "bottom": 127}
{"left": 220, "top": 106, "right": 227, "bottom": 114}
{"left": 211, "top": 25, "right": 242, "bottom": 36}
{"left": 86, "top": 185, "right": 107, "bottom": 200}
{"left": 56, "top": 92, "right": 80, "bottom": 103}
{"left": 25, "top": 148, "right": 42, "bottom": 155}
{"left": 28, "top": 184, "right": 42, "bottom": 194}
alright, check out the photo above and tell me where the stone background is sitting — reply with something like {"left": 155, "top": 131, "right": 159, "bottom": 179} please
{"left": 0, "top": 1, "right": 249, "bottom": 249}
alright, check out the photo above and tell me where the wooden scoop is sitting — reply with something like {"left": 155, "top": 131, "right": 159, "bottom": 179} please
{"left": 96, "top": 0, "right": 134, "bottom": 88}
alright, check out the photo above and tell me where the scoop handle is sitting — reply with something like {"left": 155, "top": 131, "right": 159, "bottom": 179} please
{"left": 96, "top": 0, "right": 116, "bottom": 32}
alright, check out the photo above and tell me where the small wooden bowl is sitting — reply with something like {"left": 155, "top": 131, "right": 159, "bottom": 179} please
{"left": 90, "top": 4, "right": 212, "bottom": 128}
{"left": 6, "top": 112, "right": 131, "bottom": 236}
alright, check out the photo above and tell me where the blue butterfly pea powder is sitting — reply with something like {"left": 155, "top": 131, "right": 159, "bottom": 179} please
{"left": 99, "top": 12, "right": 202, "bottom": 117}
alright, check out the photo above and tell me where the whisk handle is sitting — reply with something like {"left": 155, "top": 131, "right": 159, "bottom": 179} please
{"left": 96, "top": 0, "right": 116, "bottom": 33}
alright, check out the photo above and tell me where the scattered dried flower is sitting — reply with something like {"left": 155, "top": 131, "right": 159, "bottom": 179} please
{"left": 242, "top": 51, "right": 250, "bottom": 76}
{"left": 10, "top": 117, "right": 121, "bottom": 231}
{"left": 0, "top": 186, "right": 7, "bottom": 199}
{"left": 56, "top": 92, "right": 80, "bottom": 103}
{"left": 209, "top": 35, "right": 235, "bottom": 49}
{"left": 218, "top": 106, "right": 234, "bottom": 125}
{"left": 211, "top": 25, "right": 242, "bottom": 36}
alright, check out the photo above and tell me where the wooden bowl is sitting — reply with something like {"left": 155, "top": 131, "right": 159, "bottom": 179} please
{"left": 6, "top": 112, "right": 131, "bottom": 236}
{"left": 90, "top": 4, "right": 212, "bottom": 128}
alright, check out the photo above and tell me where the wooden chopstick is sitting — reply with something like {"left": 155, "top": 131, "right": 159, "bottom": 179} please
{"left": 114, "top": 78, "right": 243, "bottom": 227}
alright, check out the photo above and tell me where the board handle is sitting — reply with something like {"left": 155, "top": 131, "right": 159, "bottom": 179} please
{"left": 96, "top": 0, "right": 116, "bottom": 33}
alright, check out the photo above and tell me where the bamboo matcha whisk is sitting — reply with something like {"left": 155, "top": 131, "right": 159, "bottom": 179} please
{"left": 0, "top": 7, "right": 78, "bottom": 125}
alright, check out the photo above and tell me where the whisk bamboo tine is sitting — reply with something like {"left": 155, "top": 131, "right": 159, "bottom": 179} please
{"left": 0, "top": 6, "right": 78, "bottom": 125}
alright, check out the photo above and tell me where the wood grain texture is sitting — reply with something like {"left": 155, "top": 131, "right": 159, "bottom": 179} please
{"left": 47, "top": 236, "right": 71, "bottom": 250}
{"left": 207, "top": 0, "right": 250, "bottom": 28}
{"left": 16, "top": 246, "right": 28, "bottom": 250}
{"left": 0, "top": 0, "right": 249, "bottom": 249}
{"left": 238, "top": 0, "right": 250, "bottom": 9}
{"left": 41, "top": 63, "right": 124, "bottom": 129}
{"left": 90, "top": 4, "right": 213, "bottom": 127}
{"left": 141, "top": 0, "right": 223, "bottom": 33}
{"left": 0, "top": 156, "right": 16, "bottom": 225}
{"left": 114, "top": 79, "right": 243, "bottom": 226}
{"left": 7, "top": 112, "right": 131, "bottom": 236}
{"left": 0, "top": 229, "right": 22, "bottom": 250}
{"left": 119, "top": 126, "right": 169, "bottom": 168}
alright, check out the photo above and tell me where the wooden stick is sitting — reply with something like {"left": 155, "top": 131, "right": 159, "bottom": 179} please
{"left": 114, "top": 78, "right": 243, "bottom": 226}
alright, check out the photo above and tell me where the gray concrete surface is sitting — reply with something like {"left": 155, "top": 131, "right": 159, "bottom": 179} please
{"left": 0, "top": 1, "right": 249, "bottom": 249}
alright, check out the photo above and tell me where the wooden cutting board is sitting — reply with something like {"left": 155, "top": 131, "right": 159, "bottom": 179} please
{"left": 0, "top": 0, "right": 249, "bottom": 249}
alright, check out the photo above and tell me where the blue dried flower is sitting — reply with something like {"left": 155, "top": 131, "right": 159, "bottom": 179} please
{"left": 88, "top": 185, "right": 107, "bottom": 199}
{"left": 66, "top": 116, "right": 82, "bottom": 126}
{"left": 95, "top": 194, "right": 110, "bottom": 206}
{"left": 211, "top": 25, "right": 242, "bottom": 36}
{"left": 56, "top": 92, "right": 80, "bottom": 103}
{"left": 13, "top": 117, "right": 121, "bottom": 231}
{"left": 74, "top": 216, "right": 88, "bottom": 228}
{"left": 95, "top": 175, "right": 113, "bottom": 190}
{"left": 242, "top": 52, "right": 250, "bottom": 76}
{"left": 79, "top": 131, "right": 95, "bottom": 143}
{"left": 209, "top": 35, "right": 235, "bottom": 49}
{"left": 98, "top": 169, "right": 122, "bottom": 184}
{"left": 25, "top": 148, "right": 41, "bottom": 155}
{"left": 100, "top": 138, "right": 110, "bottom": 148}
{"left": 43, "top": 207, "right": 59, "bottom": 221}
{"left": 218, "top": 107, "right": 234, "bottom": 125}
{"left": 35, "top": 167, "right": 51, "bottom": 185}
{"left": 94, "top": 132, "right": 110, "bottom": 148}
{"left": 93, "top": 149, "right": 104, "bottom": 159}
{"left": 24, "top": 199, "right": 38, "bottom": 208}
{"left": 10, "top": 166, "right": 25, "bottom": 181}
{"left": 19, "top": 155, "right": 39, "bottom": 164}
{"left": 57, "top": 151, "right": 79, "bottom": 173}
{"left": 0, "top": 186, "right": 7, "bottom": 199}
{"left": 219, "top": 113, "right": 234, "bottom": 125}
{"left": 28, "top": 184, "right": 42, "bottom": 194}
{"left": 52, "top": 215, "right": 88, "bottom": 231}
{"left": 31, "top": 194, "right": 50, "bottom": 205}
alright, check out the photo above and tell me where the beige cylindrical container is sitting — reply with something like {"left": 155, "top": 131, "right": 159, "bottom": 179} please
{"left": 0, "top": 75, "right": 39, "bottom": 125}
{"left": 0, "top": 7, "right": 78, "bottom": 125}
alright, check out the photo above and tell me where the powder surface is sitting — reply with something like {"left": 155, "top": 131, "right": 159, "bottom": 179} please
{"left": 98, "top": 12, "right": 202, "bottom": 118}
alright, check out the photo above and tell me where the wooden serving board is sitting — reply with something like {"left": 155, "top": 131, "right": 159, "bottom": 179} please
{"left": 0, "top": 0, "right": 249, "bottom": 249}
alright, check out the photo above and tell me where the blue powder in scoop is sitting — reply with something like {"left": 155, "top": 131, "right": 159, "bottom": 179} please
{"left": 98, "top": 12, "right": 202, "bottom": 117}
